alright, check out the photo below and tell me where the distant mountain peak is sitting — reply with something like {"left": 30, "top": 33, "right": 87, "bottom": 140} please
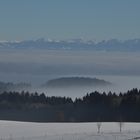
{"left": 0, "top": 38, "right": 140, "bottom": 51}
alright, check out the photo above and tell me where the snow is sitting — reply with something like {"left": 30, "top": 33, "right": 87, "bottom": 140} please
{"left": 0, "top": 121, "right": 140, "bottom": 140}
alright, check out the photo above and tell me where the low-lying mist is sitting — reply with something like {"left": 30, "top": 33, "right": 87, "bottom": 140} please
{"left": 0, "top": 50, "right": 140, "bottom": 98}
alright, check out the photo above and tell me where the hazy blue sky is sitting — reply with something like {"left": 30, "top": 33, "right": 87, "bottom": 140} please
{"left": 0, "top": 0, "right": 140, "bottom": 41}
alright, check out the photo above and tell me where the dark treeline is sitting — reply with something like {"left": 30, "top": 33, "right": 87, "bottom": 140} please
{"left": 0, "top": 88, "right": 140, "bottom": 122}
{"left": 0, "top": 81, "right": 31, "bottom": 93}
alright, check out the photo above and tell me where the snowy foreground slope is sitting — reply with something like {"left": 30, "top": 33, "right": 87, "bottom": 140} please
{"left": 0, "top": 121, "right": 140, "bottom": 140}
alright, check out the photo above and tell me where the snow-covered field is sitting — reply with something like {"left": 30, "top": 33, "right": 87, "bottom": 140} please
{"left": 0, "top": 120, "right": 140, "bottom": 140}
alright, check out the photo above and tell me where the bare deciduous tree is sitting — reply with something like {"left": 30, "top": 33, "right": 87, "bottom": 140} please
{"left": 97, "top": 121, "right": 102, "bottom": 133}
{"left": 118, "top": 116, "right": 124, "bottom": 133}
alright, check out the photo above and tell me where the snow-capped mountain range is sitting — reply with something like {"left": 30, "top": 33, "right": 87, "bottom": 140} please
{"left": 0, "top": 38, "right": 140, "bottom": 51}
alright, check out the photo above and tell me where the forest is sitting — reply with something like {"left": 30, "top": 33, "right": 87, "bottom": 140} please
{"left": 0, "top": 88, "right": 140, "bottom": 122}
